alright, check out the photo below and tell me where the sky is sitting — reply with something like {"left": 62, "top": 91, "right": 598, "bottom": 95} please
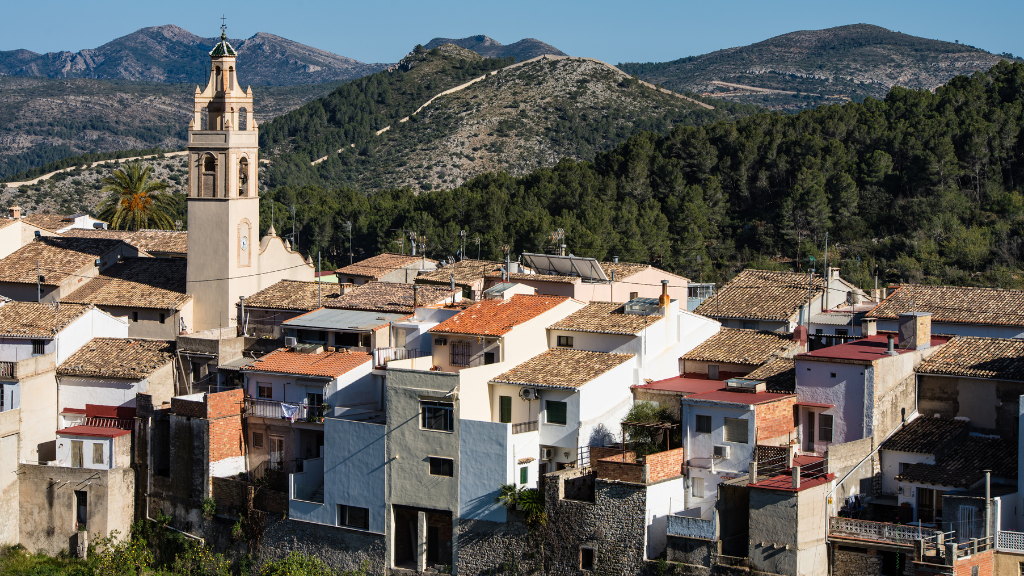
{"left": 2, "top": 0, "right": 1021, "bottom": 65}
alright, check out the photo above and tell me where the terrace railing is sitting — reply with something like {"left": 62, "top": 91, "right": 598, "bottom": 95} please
{"left": 829, "top": 517, "right": 940, "bottom": 547}
{"left": 512, "top": 420, "right": 539, "bottom": 434}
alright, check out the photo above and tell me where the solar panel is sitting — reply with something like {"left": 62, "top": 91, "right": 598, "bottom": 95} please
{"left": 521, "top": 253, "right": 608, "bottom": 282}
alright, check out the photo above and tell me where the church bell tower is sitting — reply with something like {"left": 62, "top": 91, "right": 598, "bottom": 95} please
{"left": 186, "top": 25, "right": 260, "bottom": 332}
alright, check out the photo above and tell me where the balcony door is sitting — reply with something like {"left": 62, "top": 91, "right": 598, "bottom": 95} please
{"left": 270, "top": 436, "right": 284, "bottom": 471}
{"left": 804, "top": 411, "right": 815, "bottom": 452}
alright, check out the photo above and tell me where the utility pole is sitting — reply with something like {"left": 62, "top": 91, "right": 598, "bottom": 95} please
{"left": 822, "top": 231, "right": 829, "bottom": 311}
{"left": 318, "top": 251, "right": 322, "bottom": 308}
{"left": 346, "top": 221, "right": 353, "bottom": 265}
{"left": 805, "top": 263, "right": 816, "bottom": 331}
{"left": 36, "top": 260, "right": 41, "bottom": 303}
{"left": 474, "top": 235, "right": 481, "bottom": 260}
{"left": 459, "top": 230, "right": 466, "bottom": 261}
{"left": 291, "top": 205, "right": 296, "bottom": 249}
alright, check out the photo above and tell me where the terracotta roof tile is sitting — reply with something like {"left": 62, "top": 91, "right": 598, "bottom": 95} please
{"left": 0, "top": 301, "right": 93, "bottom": 338}
{"left": 58, "top": 337, "right": 175, "bottom": 379}
{"left": 335, "top": 253, "right": 436, "bottom": 280}
{"left": 492, "top": 348, "right": 635, "bottom": 389}
{"left": 695, "top": 269, "right": 822, "bottom": 322}
{"left": 0, "top": 218, "right": 17, "bottom": 231}
{"left": 61, "top": 229, "right": 188, "bottom": 256}
{"left": 431, "top": 294, "right": 571, "bottom": 337}
{"left": 682, "top": 328, "right": 797, "bottom": 366}
{"left": 744, "top": 357, "right": 796, "bottom": 393}
{"left": 485, "top": 271, "right": 580, "bottom": 284}
{"left": 21, "top": 213, "right": 74, "bottom": 233}
{"left": 915, "top": 337, "right": 1024, "bottom": 380}
{"left": 599, "top": 261, "right": 653, "bottom": 280}
{"left": 243, "top": 280, "right": 345, "bottom": 311}
{"left": 548, "top": 302, "right": 662, "bottom": 335}
{"left": 416, "top": 260, "right": 504, "bottom": 287}
{"left": 0, "top": 237, "right": 124, "bottom": 285}
{"left": 867, "top": 284, "right": 1024, "bottom": 327}
{"left": 881, "top": 416, "right": 969, "bottom": 454}
{"left": 896, "top": 435, "right": 1016, "bottom": 488}
{"left": 325, "top": 282, "right": 455, "bottom": 314}
{"left": 64, "top": 258, "right": 190, "bottom": 310}
{"left": 242, "top": 348, "right": 370, "bottom": 378}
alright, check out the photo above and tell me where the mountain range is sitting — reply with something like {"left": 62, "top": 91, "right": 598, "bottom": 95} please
{"left": 619, "top": 24, "right": 1011, "bottom": 110}
{"left": 423, "top": 35, "right": 566, "bottom": 61}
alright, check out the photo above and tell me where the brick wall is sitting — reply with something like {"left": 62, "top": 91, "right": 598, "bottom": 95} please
{"left": 171, "top": 397, "right": 205, "bottom": 418}
{"left": 208, "top": 391, "right": 243, "bottom": 466}
{"left": 207, "top": 389, "right": 243, "bottom": 419}
{"left": 755, "top": 396, "right": 798, "bottom": 443}
{"left": 211, "top": 477, "right": 247, "bottom": 515}
{"left": 951, "top": 549, "right": 993, "bottom": 576}
{"left": 594, "top": 451, "right": 645, "bottom": 483}
{"left": 646, "top": 447, "right": 686, "bottom": 483}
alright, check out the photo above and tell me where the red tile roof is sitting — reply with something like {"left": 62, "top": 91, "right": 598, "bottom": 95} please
{"left": 798, "top": 334, "right": 951, "bottom": 363}
{"left": 430, "top": 294, "right": 572, "bottom": 337}
{"left": 57, "top": 425, "right": 131, "bottom": 438}
{"left": 631, "top": 375, "right": 727, "bottom": 395}
{"left": 242, "top": 348, "right": 371, "bottom": 378}
{"left": 749, "top": 472, "right": 834, "bottom": 492}
{"left": 683, "top": 389, "right": 794, "bottom": 405}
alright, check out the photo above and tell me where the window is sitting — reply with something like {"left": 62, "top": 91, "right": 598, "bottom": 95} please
{"left": 429, "top": 457, "right": 454, "bottom": 477}
{"left": 695, "top": 415, "right": 712, "bottom": 434}
{"left": 708, "top": 365, "right": 720, "bottom": 380}
{"left": 836, "top": 329, "right": 848, "bottom": 336}
{"left": 31, "top": 340, "right": 45, "bottom": 356}
{"left": 692, "top": 476, "right": 704, "bottom": 498}
{"left": 132, "top": 311, "right": 139, "bottom": 322}
{"left": 484, "top": 351, "right": 495, "bottom": 365}
{"left": 252, "top": 432, "right": 264, "bottom": 448}
{"left": 580, "top": 547, "right": 595, "bottom": 570}
{"left": 899, "top": 462, "right": 911, "bottom": 475}
{"left": 629, "top": 292, "right": 638, "bottom": 300}
{"left": 742, "top": 321, "right": 757, "bottom": 330}
{"left": 557, "top": 335, "right": 574, "bottom": 348}
{"left": 818, "top": 414, "right": 834, "bottom": 443}
{"left": 972, "top": 566, "right": 978, "bottom": 576}
{"left": 238, "top": 108, "right": 248, "bottom": 131}
{"left": 71, "top": 440, "right": 83, "bottom": 468}
{"left": 200, "top": 106, "right": 209, "bottom": 130}
{"left": 830, "top": 372, "right": 837, "bottom": 378}
{"left": 92, "top": 443, "right": 104, "bottom": 465}
{"left": 499, "top": 396, "right": 512, "bottom": 424}
{"left": 159, "top": 313, "right": 166, "bottom": 324}
{"left": 257, "top": 385, "right": 273, "bottom": 399}
{"left": 337, "top": 505, "right": 369, "bottom": 530}
{"left": 421, "top": 401, "right": 454, "bottom": 432}
{"left": 520, "top": 466, "right": 528, "bottom": 484}
{"left": 815, "top": 328, "right": 824, "bottom": 334}
{"left": 450, "top": 341, "right": 471, "bottom": 366}
{"left": 724, "top": 417, "right": 748, "bottom": 443}
{"left": 75, "top": 491, "right": 87, "bottom": 530}
{"left": 546, "top": 400, "right": 567, "bottom": 425}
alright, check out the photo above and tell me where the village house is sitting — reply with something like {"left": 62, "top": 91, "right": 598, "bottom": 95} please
{"left": 238, "top": 279, "right": 349, "bottom": 338}
{"left": 0, "top": 236, "right": 142, "bottom": 303}
{"left": 335, "top": 253, "right": 437, "bottom": 285}
{"left": 324, "top": 281, "right": 459, "bottom": 314}
{"left": 679, "top": 327, "right": 800, "bottom": 380}
{"left": 867, "top": 283, "right": 1024, "bottom": 338}
{"left": 62, "top": 228, "right": 189, "bottom": 258}
{"left": 62, "top": 258, "right": 193, "bottom": 338}
{"left": 415, "top": 259, "right": 508, "bottom": 299}
{"left": 21, "top": 212, "right": 107, "bottom": 234}
{"left": 0, "top": 206, "right": 54, "bottom": 260}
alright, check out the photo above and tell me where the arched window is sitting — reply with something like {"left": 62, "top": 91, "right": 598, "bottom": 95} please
{"left": 202, "top": 156, "right": 217, "bottom": 197}
{"left": 215, "top": 66, "right": 223, "bottom": 92}
{"left": 228, "top": 67, "right": 234, "bottom": 91}
{"left": 238, "top": 107, "right": 247, "bottom": 131}
{"left": 238, "top": 158, "right": 249, "bottom": 197}
{"left": 200, "top": 106, "right": 208, "bottom": 130}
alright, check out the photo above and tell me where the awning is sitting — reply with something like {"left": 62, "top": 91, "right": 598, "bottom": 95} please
{"left": 796, "top": 401, "right": 834, "bottom": 409}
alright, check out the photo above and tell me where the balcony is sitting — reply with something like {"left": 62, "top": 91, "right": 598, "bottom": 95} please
{"left": 373, "top": 347, "right": 428, "bottom": 369}
{"left": 668, "top": 513, "right": 717, "bottom": 541}
{"left": 512, "top": 420, "right": 539, "bottom": 434}
{"left": 244, "top": 398, "right": 328, "bottom": 423}
{"left": 829, "top": 517, "right": 941, "bottom": 548}
{"left": 0, "top": 353, "right": 55, "bottom": 381}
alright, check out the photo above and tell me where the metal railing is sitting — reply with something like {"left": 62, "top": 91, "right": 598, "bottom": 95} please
{"left": 244, "top": 398, "right": 327, "bottom": 422}
{"left": 997, "top": 530, "right": 1024, "bottom": 553}
{"left": 0, "top": 361, "right": 15, "bottom": 379}
{"left": 373, "top": 347, "right": 428, "bottom": 368}
{"left": 809, "top": 333, "right": 859, "bottom": 351}
{"left": 668, "top": 514, "right": 716, "bottom": 540}
{"left": 829, "top": 517, "right": 940, "bottom": 546}
{"left": 82, "top": 417, "right": 133, "bottom": 430}
{"left": 512, "top": 420, "right": 539, "bottom": 434}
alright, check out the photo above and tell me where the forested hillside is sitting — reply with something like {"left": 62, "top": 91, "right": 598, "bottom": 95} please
{"left": 263, "top": 61, "right": 1024, "bottom": 290}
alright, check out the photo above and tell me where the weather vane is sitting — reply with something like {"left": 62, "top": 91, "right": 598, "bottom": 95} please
{"left": 220, "top": 15, "right": 227, "bottom": 37}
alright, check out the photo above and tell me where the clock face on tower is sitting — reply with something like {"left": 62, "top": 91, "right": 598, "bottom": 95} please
{"left": 240, "top": 236, "right": 248, "bottom": 251}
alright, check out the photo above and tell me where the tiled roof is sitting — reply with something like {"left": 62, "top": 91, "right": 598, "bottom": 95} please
{"left": 896, "top": 436, "right": 1016, "bottom": 488}
{"left": 548, "top": 302, "right": 662, "bottom": 335}
{"left": 915, "top": 337, "right": 1024, "bottom": 381}
{"left": 487, "top": 272, "right": 579, "bottom": 284}
{"left": 325, "top": 282, "right": 454, "bottom": 314}
{"left": 21, "top": 213, "right": 73, "bottom": 232}
{"left": 243, "top": 348, "right": 370, "bottom": 378}
{"left": 599, "top": 261, "right": 653, "bottom": 280}
{"left": 243, "top": 280, "right": 345, "bottom": 311}
{"left": 744, "top": 358, "right": 796, "bottom": 394}
{"left": 0, "top": 218, "right": 17, "bottom": 231}
{"left": 881, "top": 416, "right": 969, "bottom": 454}
{"left": 431, "top": 294, "right": 571, "bottom": 337}
{"left": 695, "top": 269, "right": 822, "bottom": 322}
{"left": 57, "top": 425, "right": 131, "bottom": 438}
{"left": 335, "top": 253, "right": 435, "bottom": 280}
{"left": 0, "top": 301, "right": 92, "bottom": 338}
{"left": 63, "top": 258, "right": 190, "bottom": 310}
{"left": 682, "top": 328, "right": 796, "bottom": 366}
{"left": 492, "top": 348, "right": 634, "bottom": 389}
{"left": 0, "top": 237, "right": 123, "bottom": 285}
{"left": 416, "top": 259, "right": 503, "bottom": 287}
{"left": 867, "top": 284, "right": 1024, "bottom": 327}
{"left": 62, "top": 229, "right": 188, "bottom": 256}
{"left": 58, "top": 338, "right": 175, "bottom": 379}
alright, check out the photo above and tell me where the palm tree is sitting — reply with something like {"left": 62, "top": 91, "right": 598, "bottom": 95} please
{"left": 96, "top": 162, "right": 177, "bottom": 230}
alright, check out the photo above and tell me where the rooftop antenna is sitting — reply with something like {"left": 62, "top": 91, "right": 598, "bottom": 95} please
{"left": 474, "top": 235, "right": 481, "bottom": 260}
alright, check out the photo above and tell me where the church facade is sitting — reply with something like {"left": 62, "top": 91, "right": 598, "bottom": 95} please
{"left": 185, "top": 32, "right": 313, "bottom": 332}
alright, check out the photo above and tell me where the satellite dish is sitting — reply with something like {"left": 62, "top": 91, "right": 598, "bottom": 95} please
{"left": 55, "top": 439, "right": 71, "bottom": 463}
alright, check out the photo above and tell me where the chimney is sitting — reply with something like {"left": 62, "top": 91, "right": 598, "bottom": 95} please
{"left": 898, "top": 312, "right": 932, "bottom": 351}
{"left": 613, "top": 255, "right": 619, "bottom": 263}
{"left": 413, "top": 284, "right": 420, "bottom": 308}
{"left": 793, "top": 325, "right": 808, "bottom": 352}
{"left": 659, "top": 279, "right": 670, "bottom": 308}
{"left": 8, "top": 206, "right": 20, "bottom": 219}
{"left": 861, "top": 317, "right": 877, "bottom": 337}
{"left": 792, "top": 465, "right": 801, "bottom": 489}
{"left": 748, "top": 461, "right": 758, "bottom": 485}
{"left": 887, "top": 334, "right": 897, "bottom": 355}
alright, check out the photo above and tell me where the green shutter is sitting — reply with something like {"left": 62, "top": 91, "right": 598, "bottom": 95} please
{"left": 499, "top": 396, "right": 512, "bottom": 423}
{"left": 547, "top": 400, "right": 567, "bottom": 425}
{"left": 520, "top": 467, "right": 528, "bottom": 484}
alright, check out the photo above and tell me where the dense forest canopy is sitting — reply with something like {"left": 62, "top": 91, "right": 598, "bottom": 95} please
{"left": 261, "top": 60, "right": 1024, "bottom": 289}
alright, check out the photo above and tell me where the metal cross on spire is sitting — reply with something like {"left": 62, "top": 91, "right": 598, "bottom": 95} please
{"left": 220, "top": 15, "right": 227, "bottom": 38}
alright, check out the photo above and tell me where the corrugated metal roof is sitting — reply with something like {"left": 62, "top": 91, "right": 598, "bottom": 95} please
{"left": 283, "top": 308, "right": 406, "bottom": 331}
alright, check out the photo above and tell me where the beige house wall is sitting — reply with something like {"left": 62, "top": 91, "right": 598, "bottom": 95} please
{"left": 0, "top": 411, "right": 19, "bottom": 546}
{"left": 94, "top": 303, "right": 191, "bottom": 339}
{"left": 19, "top": 368, "right": 58, "bottom": 462}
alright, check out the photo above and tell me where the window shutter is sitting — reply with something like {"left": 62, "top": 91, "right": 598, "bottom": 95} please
{"left": 547, "top": 401, "right": 567, "bottom": 425}
{"left": 520, "top": 467, "right": 528, "bottom": 484}
{"left": 724, "top": 417, "right": 749, "bottom": 443}
{"left": 819, "top": 414, "right": 834, "bottom": 443}
{"left": 696, "top": 414, "right": 712, "bottom": 434}
{"left": 499, "top": 396, "right": 512, "bottom": 424}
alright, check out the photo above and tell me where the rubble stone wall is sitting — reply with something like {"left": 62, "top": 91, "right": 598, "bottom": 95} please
{"left": 832, "top": 548, "right": 882, "bottom": 576}
{"left": 253, "top": 516, "right": 385, "bottom": 575}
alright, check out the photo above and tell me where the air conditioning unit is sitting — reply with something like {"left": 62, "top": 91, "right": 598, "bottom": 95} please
{"left": 713, "top": 445, "right": 730, "bottom": 459}
{"left": 520, "top": 387, "right": 540, "bottom": 401}
{"left": 434, "top": 337, "right": 448, "bottom": 346}
{"left": 284, "top": 336, "right": 297, "bottom": 347}
{"left": 541, "top": 448, "right": 554, "bottom": 460}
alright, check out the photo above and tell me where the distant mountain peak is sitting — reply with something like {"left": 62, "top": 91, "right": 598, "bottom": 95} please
{"left": 423, "top": 34, "right": 566, "bottom": 61}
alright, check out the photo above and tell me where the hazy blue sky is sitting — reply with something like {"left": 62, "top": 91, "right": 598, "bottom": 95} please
{"left": 3, "top": 0, "right": 1020, "bottom": 64}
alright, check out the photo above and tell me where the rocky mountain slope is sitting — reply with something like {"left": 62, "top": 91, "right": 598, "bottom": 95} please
{"left": 423, "top": 35, "right": 566, "bottom": 61}
{"left": 261, "top": 45, "right": 753, "bottom": 192}
{"left": 619, "top": 24, "right": 1011, "bottom": 110}
{"left": 0, "top": 25, "right": 387, "bottom": 86}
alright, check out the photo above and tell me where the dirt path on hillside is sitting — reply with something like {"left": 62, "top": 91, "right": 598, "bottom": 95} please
{"left": 4, "top": 150, "right": 189, "bottom": 187}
